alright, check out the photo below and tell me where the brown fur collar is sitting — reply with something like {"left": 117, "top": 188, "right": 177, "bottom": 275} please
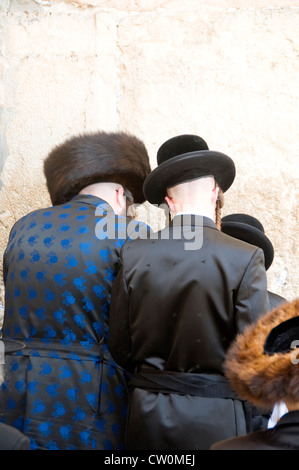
{"left": 224, "top": 297, "right": 299, "bottom": 410}
{"left": 44, "top": 131, "right": 150, "bottom": 205}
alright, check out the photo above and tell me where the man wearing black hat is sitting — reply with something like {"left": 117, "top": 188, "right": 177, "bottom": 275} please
{"left": 221, "top": 213, "right": 287, "bottom": 310}
{"left": 211, "top": 297, "right": 299, "bottom": 450}
{"left": 1, "top": 131, "right": 151, "bottom": 450}
{"left": 108, "top": 134, "right": 270, "bottom": 450}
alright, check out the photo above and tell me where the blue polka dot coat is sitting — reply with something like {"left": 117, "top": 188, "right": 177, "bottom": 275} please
{"left": 1, "top": 195, "right": 142, "bottom": 450}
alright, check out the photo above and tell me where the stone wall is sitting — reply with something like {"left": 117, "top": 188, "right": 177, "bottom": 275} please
{"left": 0, "top": 0, "right": 298, "bottom": 309}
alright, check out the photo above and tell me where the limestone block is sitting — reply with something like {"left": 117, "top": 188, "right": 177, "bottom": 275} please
{"left": 0, "top": 1, "right": 10, "bottom": 12}
{"left": 47, "top": 0, "right": 299, "bottom": 9}
{"left": 6, "top": 14, "right": 95, "bottom": 59}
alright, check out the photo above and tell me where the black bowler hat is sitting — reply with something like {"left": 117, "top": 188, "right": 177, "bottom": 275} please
{"left": 143, "top": 134, "right": 236, "bottom": 205}
{"left": 221, "top": 213, "right": 274, "bottom": 270}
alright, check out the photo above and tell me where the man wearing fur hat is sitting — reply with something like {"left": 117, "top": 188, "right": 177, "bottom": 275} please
{"left": 108, "top": 134, "right": 270, "bottom": 450}
{"left": 211, "top": 297, "right": 299, "bottom": 450}
{"left": 0, "top": 131, "right": 151, "bottom": 450}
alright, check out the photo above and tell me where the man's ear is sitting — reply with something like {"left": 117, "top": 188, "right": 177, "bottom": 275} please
{"left": 115, "top": 186, "right": 126, "bottom": 213}
{"left": 211, "top": 186, "right": 219, "bottom": 205}
{"left": 116, "top": 186, "right": 125, "bottom": 201}
{"left": 165, "top": 195, "right": 175, "bottom": 212}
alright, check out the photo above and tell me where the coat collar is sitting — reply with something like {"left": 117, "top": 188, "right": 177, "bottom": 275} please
{"left": 170, "top": 214, "right": 219, "bottom": 230}
{"left": 70, "top": 194, "right": 114, "bottom": 214}
{"left": 276, "top": 410, "right": 299, "bottom": 427}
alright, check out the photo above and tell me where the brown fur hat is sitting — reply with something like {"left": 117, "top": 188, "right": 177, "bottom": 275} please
{"left": 44, "top": 131, "right": 151, "bottom": 205}
{"left": 224, "top": 297, "right": 299, "bottom": 410}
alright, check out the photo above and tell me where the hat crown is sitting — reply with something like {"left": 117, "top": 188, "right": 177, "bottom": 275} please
{"left": 222, "top": 213, "right": 265, "bottom": 233}
{"left": 44, "top": 131, "right": 150, "bottom": 205}
{"left": 157, "top": 134, "right": 209, "bottom": 165}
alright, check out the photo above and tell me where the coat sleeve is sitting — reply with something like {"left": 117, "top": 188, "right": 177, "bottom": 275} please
{"left": 108, "top": 255, "right": 134, "bottom": 373}
{"left": 235, "top": 247, "right": 270, "bottom": 333}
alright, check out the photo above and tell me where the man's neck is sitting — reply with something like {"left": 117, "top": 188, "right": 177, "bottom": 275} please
{"left": 175, "top": 209, "right": 215, "bottom": 222}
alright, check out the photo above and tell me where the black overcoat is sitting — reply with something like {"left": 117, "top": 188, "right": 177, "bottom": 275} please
{"left": 108, "top": 215, "right": 270, "bottom": 450}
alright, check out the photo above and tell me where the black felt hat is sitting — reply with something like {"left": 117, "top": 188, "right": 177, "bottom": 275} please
{"left": 221, "top": 213, "right": 274, "bottom": 270}
{"left": 143, "top": 134, "right": 236, "bottom": 205}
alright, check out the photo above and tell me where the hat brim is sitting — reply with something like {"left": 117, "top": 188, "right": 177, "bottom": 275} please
{"left": 143, "top": 150, "right": 236, "bottom": 205}
{"left": 221, "top": 221, "right": 274, "bottom": 270}
{"left": 0, "top": 338, "right": 25, "bottom": 354}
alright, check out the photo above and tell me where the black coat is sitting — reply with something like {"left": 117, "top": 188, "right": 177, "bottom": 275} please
{"left": 211, "top": 410, "right": 299, "bottom": 450}
{"left": 108, "top": 215, "right": 270, "bottom": 450}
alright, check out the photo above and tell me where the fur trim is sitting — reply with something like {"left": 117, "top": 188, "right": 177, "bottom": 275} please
{"left": 224, "top": 298, "right": 299, "bottom": 410}
{"left": 44, "top": 131, "right": 151, "bottom": 205}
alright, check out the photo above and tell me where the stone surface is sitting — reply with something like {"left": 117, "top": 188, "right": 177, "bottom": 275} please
{"left": 0, "top": 0, "right": 298, "bottom": 312}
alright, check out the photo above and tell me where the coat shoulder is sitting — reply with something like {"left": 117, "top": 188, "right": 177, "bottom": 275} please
{"left": 216, "top": 229, "right": 259, "bottom": 255}
{"left": 210, "top": 429, "right": 273, "bottom": 450}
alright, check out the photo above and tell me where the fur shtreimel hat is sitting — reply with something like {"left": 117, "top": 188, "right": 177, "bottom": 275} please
{"left": 44, "top": 131, "right": 151, "bottom": 205}
{"left": 224, "top": 298, "right": 299, "bottom": 410}
{"left": 143, "top": 134, "right": 235, "bottom": 205}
